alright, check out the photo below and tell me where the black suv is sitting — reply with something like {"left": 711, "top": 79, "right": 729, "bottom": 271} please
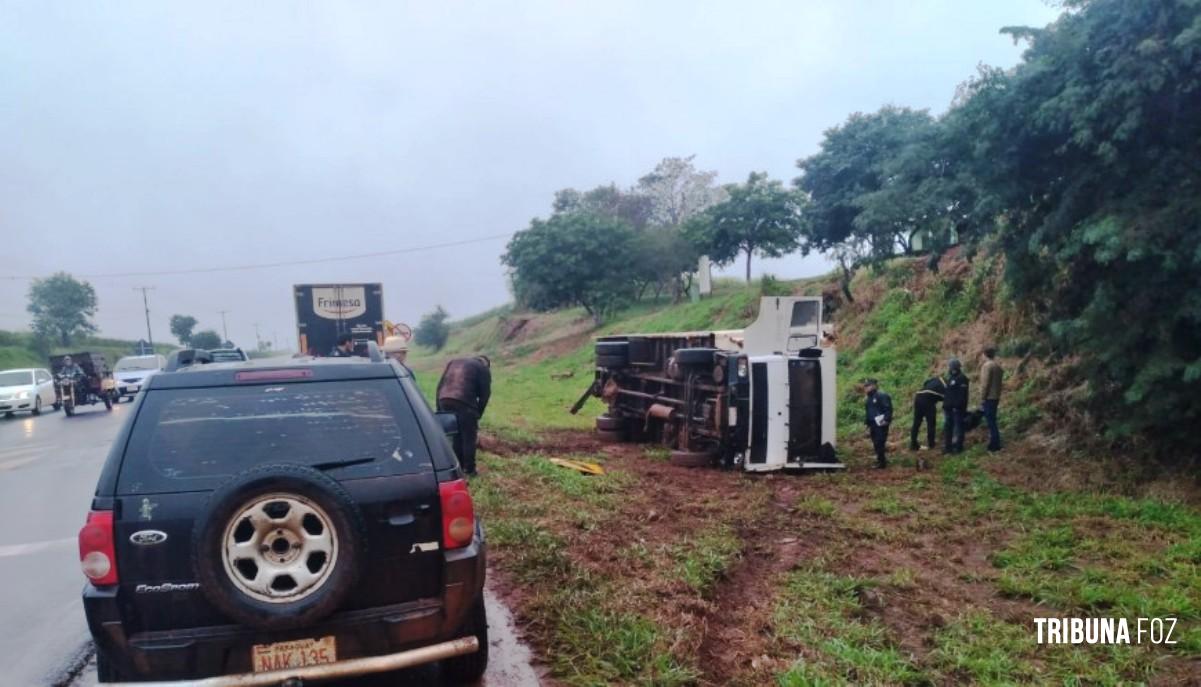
{"left": 78, "top": 354, "right": 487, "bottom": 684}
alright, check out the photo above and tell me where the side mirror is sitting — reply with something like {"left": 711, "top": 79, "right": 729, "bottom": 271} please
{"left": 435, "top": 412, "right": 459, "bottom": 436}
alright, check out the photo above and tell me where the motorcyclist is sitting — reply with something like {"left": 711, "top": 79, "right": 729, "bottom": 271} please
{"left": 58, "top": 355, "right": 84, "bottom": 381}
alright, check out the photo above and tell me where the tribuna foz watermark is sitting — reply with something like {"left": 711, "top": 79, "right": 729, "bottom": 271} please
{"left": 1034, "top": 618, "right": 1178, "bottom": 645}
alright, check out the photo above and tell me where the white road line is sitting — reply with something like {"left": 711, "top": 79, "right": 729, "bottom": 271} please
{"left": 0, "top": 455, "right": 39, "bottom": 471}
{"left": 0, "top": 536, "right": 75, "bottom": 558}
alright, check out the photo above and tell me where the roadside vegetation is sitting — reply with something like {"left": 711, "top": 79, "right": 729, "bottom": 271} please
{"left": 407, "top": 249, "right": 1201, "bottom": 686}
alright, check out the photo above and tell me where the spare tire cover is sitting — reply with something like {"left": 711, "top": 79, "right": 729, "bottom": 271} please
{"left": 192, "top": 463, "right": 367, "bottom": 631}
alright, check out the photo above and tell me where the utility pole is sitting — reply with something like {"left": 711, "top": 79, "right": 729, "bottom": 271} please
{"left": 218, "top": 310, "right": 229, "bottom": 343}
{"left": 133, "top": 286, "right": 155, "bottom": 350}
{"left": 253, "top": 322, "right": 262, "bottom": 350}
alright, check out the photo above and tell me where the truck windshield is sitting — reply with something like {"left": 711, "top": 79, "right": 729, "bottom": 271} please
{"left": 0, "top": 371, "right": 33, "bottom": 386}
{"left": 118, "top": 379, "right": 429, "bottom": 494}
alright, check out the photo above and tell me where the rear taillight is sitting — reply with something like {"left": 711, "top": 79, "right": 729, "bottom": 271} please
{"left": 78, "top": 510, "right": 118, "bottom": 586}
{"left": 439, "top": 479, "right": 475, "bottom": 550}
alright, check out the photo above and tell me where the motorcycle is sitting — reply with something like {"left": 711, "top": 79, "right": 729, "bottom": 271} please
{"left": 52, "top": 353, "right": 117, "bottom": 417}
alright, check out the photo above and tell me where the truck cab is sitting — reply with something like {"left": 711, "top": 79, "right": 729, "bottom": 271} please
{"left": 579, "top": 297, "right": 841, "bottom": 472}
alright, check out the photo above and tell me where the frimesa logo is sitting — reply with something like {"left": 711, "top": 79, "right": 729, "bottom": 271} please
{"left": 313, "top": 287, "right": 367, "bottom": 319}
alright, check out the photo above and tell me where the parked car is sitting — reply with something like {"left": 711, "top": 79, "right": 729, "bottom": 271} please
{"left": 209, "top": 347, "right": 249, "bottom": 362}
{"left": 79, "top": 353, "right": 487, "bottom": 684}
{"left": 0, "top": 368, "right": 56, "bottom": 417}
{"left": 113, "top": 354, "right": 167, "bottom": 402}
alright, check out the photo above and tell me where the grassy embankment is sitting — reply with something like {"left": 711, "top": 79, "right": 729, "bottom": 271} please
{"left": 0, "top": 329, "right": 176, "bottom": 371}
{"left": 407, "top": 260, "right": 1201, "bottom": 686}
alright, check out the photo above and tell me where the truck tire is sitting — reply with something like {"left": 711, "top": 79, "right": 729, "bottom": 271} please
{"left": 596, "top": 354, "right": 627, "bottom": 368}
{"left": 96, "top": 650, "right": 125, "bottom": 682}
{"left": 192, "top": 464, "right": 367, "bottom": 631}
{"left": 596, "top": 428, "right": 625, "bottom": 443}
{"left": 443, "top": 599, "right": 489, "bottom": 683}
{"left": 595, "top": 341, "right": 629, "bottom": 367}
{"left": 673, "top": 348, "right": 719, "bottom": 366}
{"left": 670, "top": 450, "right": 716, "bottom": 468}
{"left": 595, "top": 415, "right": 624, "bottom": 431}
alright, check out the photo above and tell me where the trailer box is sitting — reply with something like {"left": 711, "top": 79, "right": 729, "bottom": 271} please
{"left": 574, "top": 297, "right": 841, "bottom": 472}
{"left": 294, "top": 283, "right": 385, "bottom": 357}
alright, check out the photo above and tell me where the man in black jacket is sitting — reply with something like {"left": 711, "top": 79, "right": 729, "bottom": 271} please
{"left": 942, "top": 359, "right": 970, "bottom": 454}
{"left": 910, "top": 375, "right": 946, "bottom": 452}
{"left": 863, "top": 378, "right": 893, "bottom": 469}
{"left": 436, "top": 356, "right": 492, "bottom": 476}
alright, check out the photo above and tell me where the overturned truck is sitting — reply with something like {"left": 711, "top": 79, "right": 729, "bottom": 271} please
{"left": 572, "top": 297, "right": 842, "bottom": 472}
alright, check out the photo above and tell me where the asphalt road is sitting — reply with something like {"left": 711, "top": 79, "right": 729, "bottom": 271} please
{"left": 0, "top": 399, "right": 542, "bottom": 686}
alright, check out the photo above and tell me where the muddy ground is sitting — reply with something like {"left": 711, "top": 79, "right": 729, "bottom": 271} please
{"left": 476, "top": 430, "right": 1201, "bottom": 686}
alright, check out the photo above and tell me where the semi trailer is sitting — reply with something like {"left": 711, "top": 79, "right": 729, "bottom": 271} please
{"left": 294, "top": 283, "right": 385, "bottom": 357}
{"left": 572, "top": 296, "right": 842, "bottom": 472}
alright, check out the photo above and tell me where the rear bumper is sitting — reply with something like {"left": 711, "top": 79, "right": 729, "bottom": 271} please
{"left": 86, "top": 534, "right": 486, "bottom": 683}
{"left": 104, "top": 637, "right": 477, "bottom": 686}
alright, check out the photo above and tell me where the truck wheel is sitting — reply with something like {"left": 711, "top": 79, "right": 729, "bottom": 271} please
{"left": 443, "top": 600, "right": 489, "bottom": 683}
{"left": 103, "top": 395, "right": 113, "bottom": 411}
{"left": 670, "top": 450, "right": 716, "bottom": 468}
{"left": 595, "top": 415, "right": 624, "bottom": 431}
{"left": 63, "top": 402, "right": 74, "bottom": 417}
{"left": 595, "top": 427, "right": 624, "bottom": 441}
{"left": 595, "top": 341, "right": 629, "bottom": 367}
{"left": 192, "top": 464, "right": 367, "bottom": 631}
{"left": 673, "top": 348, "right": 719, "bottom": 366}
{"left": 596, "top": 354, "right": 627, "bottom": 368}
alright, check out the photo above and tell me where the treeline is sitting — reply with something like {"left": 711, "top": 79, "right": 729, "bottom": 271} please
{"left": 503, "top": 0, "right": 1201, "bottom": 453}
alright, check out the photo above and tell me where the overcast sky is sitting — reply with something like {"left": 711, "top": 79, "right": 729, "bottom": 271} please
{"left": 0, "top": 1, "right": 1060, "bottom": 351}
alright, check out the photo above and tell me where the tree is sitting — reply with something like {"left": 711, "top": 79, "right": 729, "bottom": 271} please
{"left": 502, "top": 212, "right": 639, "bottom": 324}
{"left": 415, "top": 306, "right": 451, "bottom": 351}
{"left": 26, "top": 272, "right": 98, "bottom": 346}
{"left": 169, "top": 314, "right": 198, "bottom": 346}
{"left": 636, "top": 156, "right": 726, "bottom": 226}
{"left": 190, "top": 330, "right": 222, "bottom": 350}
{"left": 685, "top": 172, "right": 805, "bottom": 282}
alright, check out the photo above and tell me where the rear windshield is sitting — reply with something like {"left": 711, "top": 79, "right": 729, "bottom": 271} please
{"left": 0, "top": 371, "right": 33, "bottom": 386}
{"left": 116, "top": 357, "right": 161, "bottom": 371}
{"left": 118, "top": 379, "right": 432, "bottom": 494}
{"left": 209, "top": 350, "right": 245, "bottom": 362}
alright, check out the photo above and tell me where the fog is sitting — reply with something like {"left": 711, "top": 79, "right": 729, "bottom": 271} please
{"left": 0, "top": 1, "right": 1058, "bottom": 350}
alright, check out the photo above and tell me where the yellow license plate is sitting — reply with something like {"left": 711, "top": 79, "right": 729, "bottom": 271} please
{"left": 252, "top": 635, "right": 337, "bottom": 673}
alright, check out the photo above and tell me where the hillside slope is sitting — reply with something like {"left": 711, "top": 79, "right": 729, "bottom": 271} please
{"left": 406, "top": 257, "right": 1200, "bottom": 686}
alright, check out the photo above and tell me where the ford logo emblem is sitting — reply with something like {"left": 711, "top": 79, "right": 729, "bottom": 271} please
{"left": 130, "top": 530, "right": 168, "bottom": 546}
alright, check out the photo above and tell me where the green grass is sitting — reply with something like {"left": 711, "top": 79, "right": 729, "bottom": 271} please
{"left": 672, "top": 525, "right": 742, "bottom": 596}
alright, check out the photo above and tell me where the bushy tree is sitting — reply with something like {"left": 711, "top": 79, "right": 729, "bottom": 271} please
{"left": 415, "top": 306, "right": 451, "bottom": 351}
{"left": 169, "top": 314, "right": 198, "bottom": 346}
{"left": 503, "top": 212, "right": 638, "bottom": 324}
{"left": 26, "top": 272, "right": 98, "bottom": 346}
{"left": 636, "top": 155, "right": 726, "bottom": 226}
{"left": 190, "top": 330, "right": 222, "bottom": 350}
{"left": 685, "top": 172, "right": 805, "bottom": 282}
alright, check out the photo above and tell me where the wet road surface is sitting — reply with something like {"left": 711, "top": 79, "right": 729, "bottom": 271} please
{"left": 0, "top": 400, "right": 542, "bottom": 686}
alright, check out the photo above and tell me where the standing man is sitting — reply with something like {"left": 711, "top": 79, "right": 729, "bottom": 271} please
{"left": 943, "top": 358, "right": 970, "bottom": 454}
{"left": 437, "top": 356, "right": 492, "bottom": 477}
{"left": 980, "top": 346, "right": 1004, "bottom": 452}
{"left": 863, "top": 378, "right": 893, "bottom": 469}
{"left": 910, "top": 373, "right": 946, "bottom": 457}
{"left": 329, "top": 334, "right": 355, "bottom": 357}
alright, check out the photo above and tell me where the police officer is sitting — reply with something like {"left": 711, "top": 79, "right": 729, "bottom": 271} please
{"left": 436, "top": 356, "right": 492, "bottom": 477}
{"left": 943, "top": 358, "right": 970, "bottom": 454}
{"left": 863, "top": 378, "right": 893, "bottom": 469}
{"left": 910, "top": 374, "right": 946, "bottom": 453}
{"left": 980, "top": 346, "right": 1004, "bottom": 452}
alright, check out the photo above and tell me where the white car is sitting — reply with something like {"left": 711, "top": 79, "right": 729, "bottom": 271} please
{"left": 113, "top": 354, "right": 167, "bottom": 402}
{"left": 0, "top": 368, "right": 57, "bottom": 417}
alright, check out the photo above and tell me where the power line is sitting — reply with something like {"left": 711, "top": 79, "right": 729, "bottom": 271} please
{"left": 0, "top": 232, "right": 513, "bottom": 281}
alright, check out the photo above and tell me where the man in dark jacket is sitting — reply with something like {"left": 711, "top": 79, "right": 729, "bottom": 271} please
{"left": 863, "top": 378, "right": 893, "bottom": 469}
{"left": 910, "top": 375, "right": 946, "bottom": 452}
{"left": 329, "top": 334, "right": 355, "bottom": 357}
{"left": 436, "top": 356, "right": 492, "bottom": 476}
{"left": 943, "top": 358, "right": 970, "bottom": 454}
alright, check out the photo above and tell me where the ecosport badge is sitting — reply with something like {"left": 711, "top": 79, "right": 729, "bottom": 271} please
{"left": 129, "top": 530, "right": 168, "bottom": 546}
{"left": 312, "top": 287, "right": 367, "bottom": 320}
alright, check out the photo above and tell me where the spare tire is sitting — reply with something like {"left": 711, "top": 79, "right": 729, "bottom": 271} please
{"left": 192, "top": 464, "right": 367, "bottom": 631}
{"left": 595, "top": 415, "right": 624, "bottom": 431}
{"left": 673, "top": 348, "right": 719, "bottom": 366}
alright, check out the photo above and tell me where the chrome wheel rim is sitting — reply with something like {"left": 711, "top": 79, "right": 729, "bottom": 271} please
{"left": 221, "top": 493, "right": 338, "bottom": 603}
